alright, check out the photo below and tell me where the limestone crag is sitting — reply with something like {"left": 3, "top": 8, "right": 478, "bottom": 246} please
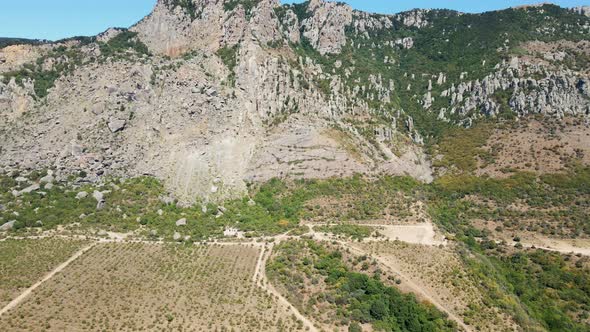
{"left": 435, "top": 43, "right": 590, "bottom": 120}
{"left": 132, "top": 0, "right": 283, "bottom": 56}
{"left": 300, "top": 0, "right": 353, "bottom": 55}
{"left": 573, "top": 6, "right": 590, "bottom": 17}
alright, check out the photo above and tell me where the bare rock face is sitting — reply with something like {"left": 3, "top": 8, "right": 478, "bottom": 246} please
{"left": 436, "top": 45, "right": 590, "bottom": 119}
{"left": 132, "top": 0, "right": 283, "bottom": 56}
{"left": 397, "top": 9, "right": 430, "bottom": 28}
{"left": 96, "top": 28, "right": 126, "bottom": 43}
{"left": 573, "top": 6, "right": 590, "bottom": 17}
{"left": 0, "top": 220, "right": 15, "bottom": 231}
{"left": 0, "top": 44, "right": 46, "bottom": 72}
{"left": 278, "top": 8, "right": 301, "bottom": 44}
{"left": 300, "top": 0, "right": 353, "bottom": 55}
{"left": 132, "top": 0, "right": 222, "bottom": 56}
{"left": 0, "top": 77, "right": 36, "bottom": 122}
{"left": 134, "top": 0, "right": 356, "bottom": 56}
{"left": 396, "top": 37, "right": 414, "bottom": 49}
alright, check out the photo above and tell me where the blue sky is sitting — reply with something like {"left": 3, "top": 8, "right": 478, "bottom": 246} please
{"left": 1, "top": 0, "right": 588, "bottom": 41}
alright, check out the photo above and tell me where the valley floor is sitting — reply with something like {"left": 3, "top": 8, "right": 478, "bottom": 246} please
{"left": 0, "top": 223, "right": 462, "bottom": 331}
{"left": 2, "top": 221, "right": 587, "bottom": 331}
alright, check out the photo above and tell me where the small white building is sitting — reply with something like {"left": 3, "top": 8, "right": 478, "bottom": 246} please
{"left": 224, "top": 227, "right": 241, "bottom": 238}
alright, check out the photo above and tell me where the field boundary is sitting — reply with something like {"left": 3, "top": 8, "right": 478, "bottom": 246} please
{"left": 0, "top": 242, "right": 97, "bottom": 317}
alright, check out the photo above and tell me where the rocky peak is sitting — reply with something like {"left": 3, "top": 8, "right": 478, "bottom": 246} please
{"left": 134, "top": 0, "right": 356, "bottom": 56}
{"left": 299, "top": 0, "right": 353, "bottom": 54}
{"left": 395, "top": 9, "right": 431, "bottom": 28}
{"left": 132, "top": 0, "right": 282, "bottom": 56}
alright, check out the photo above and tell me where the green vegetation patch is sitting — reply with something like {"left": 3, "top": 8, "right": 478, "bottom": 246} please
{"left": 429, "top": 166, "right": 590, "bottom": 238}
{"left": 216, "top": 45, "right": 239, "bottom": 86}
{"left": 0, "top": 175, "right": 305, "bottom": 240}
{"left": 268, "top": 240, "right": 457, "bottom": 331}
{"left": 464, "top": 248, "right": 590, "bottom": 332}
{"left": 316, "top": 224, "right": 375, "bottom": 241}
{"left": 431, "top": 122, "right": 494, "bottom": 173}
{"left": 295, "top": 175, "right": 421, "bottom": 222}
{"left": 0, "top": 38, "right": 44, "bottom": 49}
{"left": 98, "top": 31, "right": 150, "bottom": 59}
{"left": 2, "top": 162, "right": 589, "bottom": 241}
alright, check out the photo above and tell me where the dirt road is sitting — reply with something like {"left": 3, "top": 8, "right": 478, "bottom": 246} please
{"left": 0, "top": 242, "right": 96, "bottom": 317}
{"left": 254, "top": 244, "right": 319, "bottom": 332}
{"left": 345, "top": 242, "right": 472, "bottom": 332}
{"left": 362, "top": 223, "right": 447, "bottom": 246}
{"left": 308, "top": 222, "right": 448, "bottom": 246}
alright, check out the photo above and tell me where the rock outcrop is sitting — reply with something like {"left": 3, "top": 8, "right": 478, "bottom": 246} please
{"left": 573, "top": 6, "right": 590, "bottom": 17}
{"left": 300, "top": 0, "right": 353, "bottom": 55}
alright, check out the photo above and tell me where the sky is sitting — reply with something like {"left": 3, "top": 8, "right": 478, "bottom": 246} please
{"left": 0, "top": 0, "right": 588, "bottom": 41}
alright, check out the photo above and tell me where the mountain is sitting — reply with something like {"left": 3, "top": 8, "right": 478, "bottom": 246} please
{"left": 0, "top": 0, "right": 589, "bottom": 204}
{"left": 0, "top": 38, "right": 46, "bottom": 49}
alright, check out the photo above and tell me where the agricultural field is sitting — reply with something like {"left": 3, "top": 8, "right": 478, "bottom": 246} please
{"left": 0, "top": 242, "right": 304, "bottom": 332}
{"left": 0, "top": 238, "right": 88, "bottom": 308}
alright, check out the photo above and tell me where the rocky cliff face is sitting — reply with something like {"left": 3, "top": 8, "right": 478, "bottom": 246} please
{"left": 436, "top": 42, "right": 590, "bottom": 121}
{"left": 0, "top": 0, "right": 588, "bottom": 203}
{"left": 573, "top": 6, "right": 590, "bottom": 17}
{"left": 132, "top": 0, "right": 284, "bottom": 56}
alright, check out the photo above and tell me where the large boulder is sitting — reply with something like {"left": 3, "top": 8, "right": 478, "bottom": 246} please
{"left": 108, "top": 118, "right": 126, "bottom": 133}
{"left": 19, "top": 184, "right": 40, "bottom": 195}
{"left": 92, "top": 190, "right": 104, "bottom": 202}
{"left": 93, "top": 190, "right": 106, "bottom": 210}
{"left": 40, "top": 173, "right": 54, "bottom": 184}
{"left": 0, "top": 220, "right": 15, "bottom": 231}
{"left": 173, "top": 232, "right": 182, "bottom": 241}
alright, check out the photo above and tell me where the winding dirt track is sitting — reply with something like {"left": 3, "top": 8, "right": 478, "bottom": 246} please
{"left": 521, "top": 240, "right": 590, "bottom": 256}
{"left": 0, "top": 242, "right": 96, "bottom": 317}
{"left": 344, "top": 242, "right": 472, "bottom": 332}
{"left": 254, "top": 244, "right": 319, "bottom": 332}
